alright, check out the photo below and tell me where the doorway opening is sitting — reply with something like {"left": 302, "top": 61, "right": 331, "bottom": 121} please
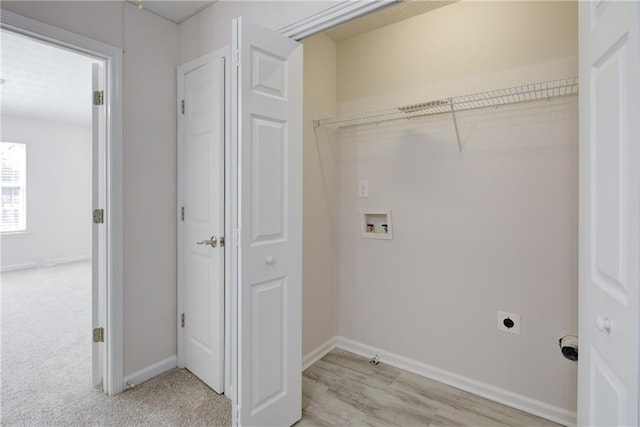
{"left": 0, "top": 26, "right": 111, "bottom": 419}
{"left": 1, "top": 9, "right": 125, "bottom": 396}
{"left": 300, "top": 1, "right": 578, "bottom": 425}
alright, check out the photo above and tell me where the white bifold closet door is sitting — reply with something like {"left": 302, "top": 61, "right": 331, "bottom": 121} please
{"left": 232, "top": 17, "right": 303, "bottom": 427}
{"left": 578, "top": 1, "right": 640, "bottom": 425}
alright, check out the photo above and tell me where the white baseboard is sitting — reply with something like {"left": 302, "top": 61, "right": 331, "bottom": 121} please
{"left": 1, "top": 254, "right": 91, "bottom": 272}
{"left": 334, "top": 336, "right": 576, "bottom": 427}
{"left": 123, "top": 355, "right": 177, "bottom": 389}
{"left": 302, "top": 337, "right": 338, "bottom": 371}
{"left": 121, "top": 337, "right": 576, "bottom": 425}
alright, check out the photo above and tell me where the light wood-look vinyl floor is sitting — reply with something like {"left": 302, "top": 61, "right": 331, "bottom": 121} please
{"left": 299, "top": 349, "right": 562, "bottom": 427}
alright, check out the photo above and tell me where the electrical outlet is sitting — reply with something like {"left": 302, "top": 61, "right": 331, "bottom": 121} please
{"left": 358, "top": 180, "right": 369, "bottom": 198}
{"left": 497, "top": 311, "right": 520, "bottom": 335}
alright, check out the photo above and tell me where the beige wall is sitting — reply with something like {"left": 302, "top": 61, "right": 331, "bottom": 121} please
{"left": 301, "top": 34, "right": 339, "bottom": 355}
{"left": 337, "top": 1, "right": 578, "bottom": 113}
{"left": 1, "top": 1, "right": 180, "bottom": 377}
{"left": 178, "top": 1, "right": 337, "bottom": 64}
{"left": 332, "top": 0, "right": 578, "bottom": 412}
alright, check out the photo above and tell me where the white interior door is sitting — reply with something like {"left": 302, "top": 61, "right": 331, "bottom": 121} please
{"left": 181, "top": 58, "right": 225, "bottom": 393}
{"left": 232, "top": 17, "right": 303, "bottom": 427}
{"left": 578, "top": 1, "right": 640, "bottom": 425}
{"left": 91, "top": 62, "right": 106, "bottom": 389}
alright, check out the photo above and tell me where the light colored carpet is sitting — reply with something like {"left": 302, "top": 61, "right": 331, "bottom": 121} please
{"left": 1, "top": 261, "right": 231, "bottom": 426}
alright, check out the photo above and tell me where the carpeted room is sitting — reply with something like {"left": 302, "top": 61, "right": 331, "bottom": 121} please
{"left": 1, "top": 263, "right": 232, "bottom": 425}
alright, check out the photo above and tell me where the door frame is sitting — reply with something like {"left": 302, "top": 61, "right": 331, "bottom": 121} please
{"left": 177, "top": 46, "right": 232, "bottom": 394}
{"left": 0, "top": 11, "right": 125, "bottom": 395}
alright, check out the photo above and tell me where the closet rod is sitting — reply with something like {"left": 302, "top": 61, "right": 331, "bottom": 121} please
{"left": 313, "top": 76, "right": 579, "bottom": 143}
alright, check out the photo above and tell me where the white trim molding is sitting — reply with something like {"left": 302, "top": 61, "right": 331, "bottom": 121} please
{"left": 304, "top": 336, "right": 576, "bottom": 425}
{"left": 278, "top": 0, "right": 401, "bottom": 40}
{"left": 1, "top": 10, "right": 125, "bottom": 396}
{"left": 334, "top": 336, "right": 577, "bottom": 427}
{"left": 302, "top": 337, "right": 338, "bottom": 371}
{"left": 123, "top": 356, "right": 178, "bottom": 390}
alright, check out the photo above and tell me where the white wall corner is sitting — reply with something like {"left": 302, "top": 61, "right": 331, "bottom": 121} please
{"left": 302, "top": 336, "right": 338, "bottom": 372}
{"left": 123, "top": 355, "right": 177, "bottom": 390}
{"left": 334, "top": 336, "right": 577, "bottom": 427}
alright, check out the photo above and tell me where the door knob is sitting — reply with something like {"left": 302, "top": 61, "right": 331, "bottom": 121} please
{"left": 596, "top": 316, "right": 611, "bottom": 333}
{"left": 196, "top": 236, "right": 217, "bottom": 248}
{"left": 266, "top": 256, "right": 275, "bottom": 264}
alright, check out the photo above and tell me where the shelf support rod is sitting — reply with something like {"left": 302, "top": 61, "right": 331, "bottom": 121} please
{"left": 449, "top": 98, "right": 462, "bottom": 153}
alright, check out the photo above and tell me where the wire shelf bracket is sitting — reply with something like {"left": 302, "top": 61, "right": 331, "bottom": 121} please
{"left": 313, "top": 76, "right": 579, "bottom": 153}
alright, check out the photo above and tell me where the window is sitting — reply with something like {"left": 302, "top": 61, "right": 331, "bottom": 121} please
{"left": 1, "top": 142, "right": 26, "bottom": 233}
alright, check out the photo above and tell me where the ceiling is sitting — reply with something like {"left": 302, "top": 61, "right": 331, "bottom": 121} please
{"left": 324, "top": 0, "right": 456, "bottom": 42}
{"left": 1, "top": 30, "right": 97, "bottom": 125}
{"left": 129, "top": 0, "right": 452, "bottom": 32}
{"left": 128, "top": 0, "right": 216, "bottom": 24}
{"left": 0, "top": 1, "right": 454, "bottom": 126}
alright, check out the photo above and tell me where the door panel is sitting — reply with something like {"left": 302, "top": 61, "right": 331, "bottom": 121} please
{"left": 251, "top": 118, "right": 286, "bottom": 242}
{"left": 233, "top": 17, "right": 303, "bottom": 427}
{"left": 592, "top": 35, "right": 626, "bottom": 299}
{"left": 251, "top": 277, "right": 286, "bottom": 411}
{"left": 578, "top": 1, "right": 640, "bottom": 425}
{"left": 183, "top": 59, "right": 225, "bottom": 393}
{"left": 591, "top": 348, "right": 626, "bottom": 424}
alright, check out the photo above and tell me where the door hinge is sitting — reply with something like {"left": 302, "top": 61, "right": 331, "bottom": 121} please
{"left": 235, "top": 230, "right": 241, "bottom": 247}
{"left": 181, "top": 99, "right": 185, "bottom": 115}
{"left": 181, "top": 313, "right": 185, "bottom": 328}
{"left": 93, "top": 90, "right": 104, "bottom": 106}
{"left": 233, "top": 49, "right": 240, "bottom": 68}
{"left": 181, "top": 206, "right": 184, "bottom": 221}
{"left": 93, "top": 327, "right": 104, "bottom": 343}
{"left": 236, "top": 405, "right": 240, "bottom": 423}
{"left": 93, "top": 209, "right": 104, "bottom": 224}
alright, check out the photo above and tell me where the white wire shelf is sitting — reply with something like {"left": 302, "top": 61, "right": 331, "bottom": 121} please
{"left": 313, "top": 76, "right": 579, "bottom": 152}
